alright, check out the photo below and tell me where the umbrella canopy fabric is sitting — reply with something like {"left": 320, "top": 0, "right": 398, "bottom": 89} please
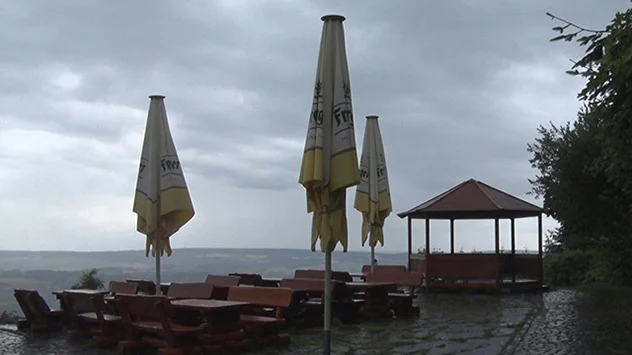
{"left": 299, "top": 15, "right": 360, "bottom": 253}
{"left": 133, "top": 95, "right": 194, "bottom": 257}
{"left": 354, "top": 115, "right": 392, "bottom": 248}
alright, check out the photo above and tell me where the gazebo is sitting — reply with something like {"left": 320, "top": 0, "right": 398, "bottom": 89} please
{"left": 398, "top": 178, "right": 544, "bottom": 291}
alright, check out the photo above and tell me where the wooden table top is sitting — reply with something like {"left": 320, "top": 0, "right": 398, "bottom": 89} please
{"left": 170, "top": 299, "right": 249, "bottom": 311}
{"left": 261, "top": 277, "right": 282, "bottom": 282}
{"left": 52, "top": 289, "right": 110, "bottom": 296}
{"left": 346, "top": 282, "right": 396, "bottom": 288}
{"left": 349, "top": 272, "right": 368, "bottom": 277}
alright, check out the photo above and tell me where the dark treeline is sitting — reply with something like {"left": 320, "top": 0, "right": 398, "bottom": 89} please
{"left": 529, "top": 5, "right": 632, "bottom": 285}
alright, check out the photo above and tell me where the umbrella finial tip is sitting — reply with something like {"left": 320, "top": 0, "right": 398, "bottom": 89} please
{"left": 149, "top": 94, "right": 166, "bottom": 100}
{"left": 321, "top": 14, "right": 346, "bottom": 22}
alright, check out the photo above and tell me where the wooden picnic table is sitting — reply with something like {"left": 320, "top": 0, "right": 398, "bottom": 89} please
{"left": 346, "top": 281, "right": 396, "bottom": 291}
{"left": 171, "top": 299, "right": 249, "bottom": 333}
{"left": 52, "top": 289, "right": 110, "bottom": 296}
{"left": 345, "top": 282, "right": 397, "bottom": 318}
{"left": 349, "top": 272, "right": 367, "bottom": 281}
{"left": 261, "top": 277, "right": 282, "bottom": 287}
{"left": 52, "top": 289, "right": 111, "bottom": 311}
{"left": 170, "top": 298, "right": 251, "bottom": 352}
{"left": 159, "top": 282, "right": 171, "bottom": 295}
{"left": 262, "top": 277, "right": 282, "bottom": 281}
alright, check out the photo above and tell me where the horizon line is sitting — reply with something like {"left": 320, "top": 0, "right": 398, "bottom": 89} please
{"left": 0, "top": 246, "right": 538, "bottom": 254}
{"left": 0, "top": 246, "right": 409, "bottom": 254}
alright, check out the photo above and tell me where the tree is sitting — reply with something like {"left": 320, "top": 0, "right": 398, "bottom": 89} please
{"left": 528, "top": 111, "right": 624, "bottom": 250}
{"left": 71, "top": 268, "right": 104, "bottom": 290}
{"left": 548, "top": 9, "right": 632, "bottom": 199}
{"left": 528, "top": 7, "right": 632, "bottom": 284}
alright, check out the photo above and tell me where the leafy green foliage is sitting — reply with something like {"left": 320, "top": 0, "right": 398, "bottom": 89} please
{"left": 543, "top": 249, "right": 592, "bottom": 285}
{"left": 531, "top": 7, "right": 632, "bottom": 285}
{"left": 71, "top": 268, "right": 104, "bottom": 290}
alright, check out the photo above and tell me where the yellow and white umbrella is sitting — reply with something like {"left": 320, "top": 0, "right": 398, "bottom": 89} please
{"left": 133, "top": 95, "right": 194, "bottom": 292}
{"left": 354, "top": 115, "right": 392, "bottom": 272}
{"left": 299, "top": 15, "right": 359, "bottom": 354}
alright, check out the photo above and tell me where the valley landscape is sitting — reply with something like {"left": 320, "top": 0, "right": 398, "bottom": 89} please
{"left": 0, "top": 248, "right": 409, "bottom": 314}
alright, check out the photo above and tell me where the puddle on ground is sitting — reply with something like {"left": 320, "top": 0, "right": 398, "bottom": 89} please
{"left": 7, "top": 289, "right": 626, "bottom": 355}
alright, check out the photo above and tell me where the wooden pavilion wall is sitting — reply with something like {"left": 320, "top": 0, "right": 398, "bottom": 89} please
{"left": 426, "top": 253, "right": 500, "bottom": 280}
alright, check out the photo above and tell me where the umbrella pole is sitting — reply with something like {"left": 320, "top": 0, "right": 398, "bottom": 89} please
{"left": 154, "top": 238, "right": 161, "bottom": 295}
{"left": 370, "top": 246, "right": 376, "bottom": 272}
{"left": 323, "top": 249, "right": 332, "bottom": 355}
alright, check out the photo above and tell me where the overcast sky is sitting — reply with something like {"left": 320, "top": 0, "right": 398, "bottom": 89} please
{"left": 1, "top": 0, "right": 627, "bottom": 254}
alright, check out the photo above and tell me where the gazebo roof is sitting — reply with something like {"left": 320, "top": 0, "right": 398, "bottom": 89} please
{"left": 397, "top": 178, "right": 543, "bottom": 220}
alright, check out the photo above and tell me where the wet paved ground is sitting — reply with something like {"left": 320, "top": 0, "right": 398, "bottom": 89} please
{"left": 1, "top": 288, "right": 630, "bottom": 354}
{"left": 503, "top": 287, "right": 632, "bottom": 355}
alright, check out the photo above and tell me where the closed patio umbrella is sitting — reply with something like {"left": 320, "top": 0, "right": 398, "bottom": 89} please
{"left": 354, "top": 115, "right": 392, "bottom": 272}
{"left": 299, "top": 15, "right": 359, "bottom": 355}
{"left": 133, "top": 95, "right": 194, "bottom": 293}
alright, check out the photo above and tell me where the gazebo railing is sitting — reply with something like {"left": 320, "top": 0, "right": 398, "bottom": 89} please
{"left": 425, "top": 253, "right": 500, "bottom": 281}
{"left": 499, "top": 253, "right": 541, "bottom": 281}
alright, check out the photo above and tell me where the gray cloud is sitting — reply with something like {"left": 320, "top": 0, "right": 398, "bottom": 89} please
{"left": 0, "top": 0, "right": 628, "bottom": 253}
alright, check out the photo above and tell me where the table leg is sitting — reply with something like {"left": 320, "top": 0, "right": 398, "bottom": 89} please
{"left": 200, "top": 310, "right": 248, "bottom": 353}
{"left": 363, "top": 287, "right": 392, "bottom": 318}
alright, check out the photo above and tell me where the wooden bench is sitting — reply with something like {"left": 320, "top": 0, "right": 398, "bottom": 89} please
{"left": 279, "top": 278, "right": 357, "bottom": 302}
{"left": 167, "top": 282, "right": 214, "bottom": 300}
{"left": 125, "top": 279, "right": 156, "bottom": 295}
{"left": 361, "top": 265, "right": 407, "bottom": 274}
{"left": 205, "top": 275, "right": 240, "bottom": 300}
{"left": 14, "top": 289, "right": 64, "bottom": 332}
{"left": 108, "top": 281, "right": 138, "bottom": 295}
{"left": 279, "top": 278, "right": 361, "bottom": 325}
{"left": 227, "top": 286, "right": 293, "bottom": 348}
{"left": 366, "top": 271, "right": 423, "bottom": 316}
{"left": 294, "top": 269, "right": 353, "bottom": 283}
{"left": 205, "top": 275, "right": 241, "bottom": 287}
{"left": 64, "top": 292, "right": 123, "bottom": 347}
{"left": 229, "top": 273, "right": 263, "bottom": 286}
{"left": 425, "top": 254, "right": 500, "bottom": 288}
{"left": 63, "top": 291, "right": 99, "bottom": 338}
{"left": 116, "top": 294, "right": 205, "bottom": 354}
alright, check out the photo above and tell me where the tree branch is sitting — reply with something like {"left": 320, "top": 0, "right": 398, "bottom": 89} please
{"left": 569, "top": 59, "right": 598, "bottom": 75}
{"left": 546, "top": 12, "right": 608, "bottom": 34}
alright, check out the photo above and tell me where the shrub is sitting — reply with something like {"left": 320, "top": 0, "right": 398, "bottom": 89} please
{"left": 71, "top": 268, "right": 104, "bottom": 290}
{"left": 543, "top": 249, "right": 592, "bottom": 286}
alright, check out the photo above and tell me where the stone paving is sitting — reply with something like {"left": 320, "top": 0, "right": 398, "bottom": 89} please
{"left": 504, "top": 288, "right": 632, "bottom": 355}
{"left": 2, "top": 288, "right": 629, "bottom": 354}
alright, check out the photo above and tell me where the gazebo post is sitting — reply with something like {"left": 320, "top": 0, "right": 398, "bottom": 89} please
{"left": 538, "top": 213, "right": 543, "bottom": 286}
{"left": 425, "top": 218, "right": 430, "bottom": 288}
{"left": 494, "top": 218, "right": 500, "bottom": 290}
{"left": 511, "top": 218, "right": 516, "bottom": 283}
{"left": 494, "top": 218, "right": 500, "bottom": 254}
{"left": 407, "top": 216, "right": 412, "bottom": 271}
{"left": 425, "top": 218, "right": 430, "bottom": 256}
{"left": 450, "top": 218, "right": 455, "bottom": 254}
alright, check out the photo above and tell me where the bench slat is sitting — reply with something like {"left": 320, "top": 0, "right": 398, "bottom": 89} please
{"left": 227, "top": 286, "right": 293, "bottom": 308}
{"left": 240, "top": 314, "right": 284, "bottom": 325}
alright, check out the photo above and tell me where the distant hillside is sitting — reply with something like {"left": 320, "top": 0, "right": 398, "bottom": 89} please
{"left": 0, "top": 248, "right": 408, "bottom": 314}
{"left": 0, "top": 247, "right": 537, "bottom": 315}
{"left": 0, "top": 248, "right": 408, "bottom": 272}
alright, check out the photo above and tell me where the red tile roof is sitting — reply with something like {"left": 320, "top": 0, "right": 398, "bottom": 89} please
{"left": 398, "top": 179, "right": 542, "bottom": 219}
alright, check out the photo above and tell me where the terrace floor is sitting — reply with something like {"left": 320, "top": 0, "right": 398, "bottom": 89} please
{"left": 2, "top": 287, "right": 630, "bottom": 354}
